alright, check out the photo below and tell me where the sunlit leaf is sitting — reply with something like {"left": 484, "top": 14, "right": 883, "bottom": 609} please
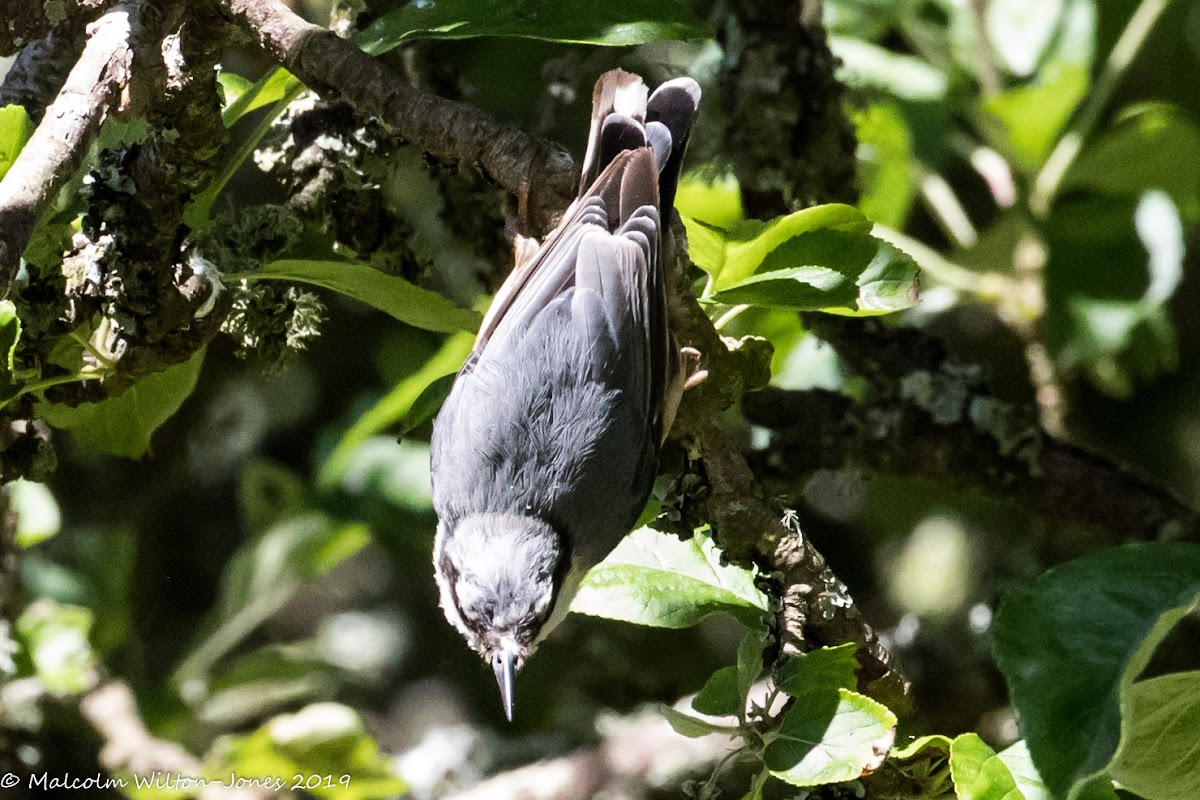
{"left": 358, "top": 0, "right": 708, "bottom": 55}
{"left": 892, "top": 734, "right": 954, "bottom": 759}
{"left": 775, "top": 642, "right": 858, "bottom": 697}
{"left": 15, "top": 600, "right": 95, "bottom": 694}
{"left": 992, "top": 542, "right": 1200, "bottom": 800}
{"left": 38, "top": 347, "right": 207, "bottom": 459}
{"left": 853, "top": 103, "right": 914, "bottom": 229}
{"left": 949, "top": 733, "right": 1023, "bottom": 800}
{"left": 676, "top": 172, "right": 744, "bottom": 229}
{"left": 572, "top": 527, "right": 769, "bottom": 628}
{"left": 764, "top": 687, "right": 896, "bottom": 786}
{"left": 208, "top": 703, "right": 406, "bottom": 800}
{"left": 998, "top": 741, "right": 1053, "bottom": 800}
{"left": 0, "top": 299, "right": 24, "bottom": 402}
{"left": 220, "top": 67, "right": 301, "bottom": 128}
{"left": 321, "top": 331, "right": 473, "bottom": 486}
{"left": 1108, "top": 671, "right": 1200, "bottom": 800}
{"left": 979, "top": 0, "right": 1094, "bottom": 172}
{"left": 0, "top": 104, "right": 34, "bottom": 182}
{"left": 1065, "top": 103, "right": 1200, "bottom": 222}
{"left": 9, "top": 479, "right": 62, "bottom": 548}
{"left": 829, "top": 36, "right": 949, "bottom": 102}
{"left": 986, "top": 0, "right": 1064, "bottom": 77}
{"left": 709, "top": 229, "right": 920, "bottom": 315}
{"left": 247, "top": 260, "right": 481, "bottom": 334}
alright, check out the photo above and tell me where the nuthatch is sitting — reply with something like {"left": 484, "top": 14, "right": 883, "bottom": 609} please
{"left": 430, "top": 70, "right": 701, "bottom": 720}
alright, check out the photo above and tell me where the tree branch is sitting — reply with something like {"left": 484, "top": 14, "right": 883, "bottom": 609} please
{"left": 80, "top": 680, "right": 276, "bottom": 800}
{"left": 0, "top": 0, "right": 156, "bottom": 296}
{"left": 0, "top": 24, "right": 86, "bottom": 121}
{"left": 440, "top": 706, "right": 737, "bottom": 800}
{"left": 742, "top": 383, "right": 1199, "bottom": 558}
{"left": 215, "top": 0, "right": 576, "bottom": 235}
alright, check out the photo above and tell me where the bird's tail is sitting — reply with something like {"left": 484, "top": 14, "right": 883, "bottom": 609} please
{"left": 576, "top": 70, "right": 701, "bottom": 218}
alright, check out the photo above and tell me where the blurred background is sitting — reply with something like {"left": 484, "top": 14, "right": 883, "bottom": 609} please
{"left": 4, "top": 0, "right": 1200, "bottom": 796}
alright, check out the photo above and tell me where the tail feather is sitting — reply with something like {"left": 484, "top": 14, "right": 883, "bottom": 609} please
{"left": 646, "top": 77, "right": 701, "bottom": 214}
{"left": 578, "top": 70, "right": 701, "bottom": 219}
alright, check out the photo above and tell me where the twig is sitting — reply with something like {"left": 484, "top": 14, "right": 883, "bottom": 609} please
{"left": 80, "top": 680, "right": 277, "bottom": 800}
{"left": 215, "top": 0, "right": 576, "bottom": 235}
{"left": 1029, "top": 0, "right": 1174, "bottom": 216}
{"left": 0, "top": 0, "right": 153, "bottom": 295}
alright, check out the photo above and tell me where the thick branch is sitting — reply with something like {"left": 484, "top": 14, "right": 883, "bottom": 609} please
{"left": 0, "top": 1, "right": 153, "bottom": 296}
{"left": 744, "top": 386, "right": 1198, "bottom": 554}
{"left": 718, "top": 0, "right": 857, "bottom": 215}
{"left": 216, "top": 0, "right": 576, "bottom": 235}
{"left": 667, "top": 227, "right": 908, "bottom": 708}
{"left": 0, "top": 24, "right": 86, "bottom": 120}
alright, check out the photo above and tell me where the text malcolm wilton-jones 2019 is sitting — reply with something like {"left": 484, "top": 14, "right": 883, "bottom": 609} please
{"left": 7, "top": 770, "right": 356, "bottom": 791}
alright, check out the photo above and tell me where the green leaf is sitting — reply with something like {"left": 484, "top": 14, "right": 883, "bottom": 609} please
{"left": 709, "top": 229, "right": 921, "bottom": 315}
{"left": 998, "top": 741, "right": 1053, "bottom": 800}
{"left": 208, "top": 703, "right": 406, "bottom": 800}
{"left": 892, "top": 734, "right": 954, "bottom": 759}
{"left": 991, "top": 542, "right": 1200, "bottom": 800}
{"left": 0, "top": 299, "right": 23, "bottom": 402}
{"left": 176, "top": 513, "right": 371, "bottom": 699}
{"left": 661, "top": 705, "right": 735, "bottom": 738}
{"left": 692, "top": 666, "right": 741, "bottom": 717}
{"left": 398, "top": 372, "right": 455, "bottom": 436}
{"left": 775, "top": 642, "right": 859, "bottom": 697}
{"left": 710, "top": 203, "right": 872, "bottom": 290}
{"left": 1108, "top": 671, "right": 1200, "bottom": 800}
{"left": 736, "top": 625, "right": 769, "bottom": 708}
{"left": 571, "top": 528, "right": 770, "bottom": 628}
{"left": 676, "top": 172, "right": 744, "bottom": 229}
{"left": 829, "top": 36, "right": 949, "bottom": 102}
{"left": 1065, "top": 103, "right": 1200, "bottom": 222}
{"left": 949, "top": 733, "right": 1023, "bottom": 800}
{"left": 247, "top": 260, "right": 481, "bottom": 334}
{"left": 37, "top": 347, "right": 206, "bottom": 459}
{"left": 853, "top": 102, "right": 914, "bottom": 230}
{"left": 357, "top": 0, "right": 708, "bottom": 55}
{"left": 15, "top": 600, "right": 95, "bottom": 694}
{"left": 198, "top": 644, "right": 340, "bottom": 728}
{"left": 332, "top": 437, "right": 433, "bottom": 512}
{"left": 0, "top": 104, "right": 34, "bottom": 182}
{"left": 985, "top": 0, "right": 1064, "bottom": 77}
{"left": 763, "top": 687, "right": 896, "bottom": 786}
{"left": 320, "top": 331, "right": 473, "bottom": 486}
{"left": 220, "top": 67, "right": 301, "bottom": 128}
{"left": 979, "top": 0, "right": 1093, "bottom": 172}
{"left": 9, "top": 479, "right": 62, "bottom": 548}
{"left": 1047, "top": 191, "right": 1183, "bottom": 398}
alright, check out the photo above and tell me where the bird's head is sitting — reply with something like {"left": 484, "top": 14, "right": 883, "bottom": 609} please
{"left": 433, "top": 512, "right": 573, "bottom": 719}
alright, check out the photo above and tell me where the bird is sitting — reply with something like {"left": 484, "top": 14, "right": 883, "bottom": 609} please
{"left": 429, "top": 69, "right": 701, "bottom": 720}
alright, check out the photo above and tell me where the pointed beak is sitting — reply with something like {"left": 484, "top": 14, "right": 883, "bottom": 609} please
{"left": 493, "top": 646, "right": 518, "bottom": 722}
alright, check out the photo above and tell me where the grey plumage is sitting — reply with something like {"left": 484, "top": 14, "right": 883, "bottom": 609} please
{"left": 430, "top": 70, "right": 701, "bottom": 719}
